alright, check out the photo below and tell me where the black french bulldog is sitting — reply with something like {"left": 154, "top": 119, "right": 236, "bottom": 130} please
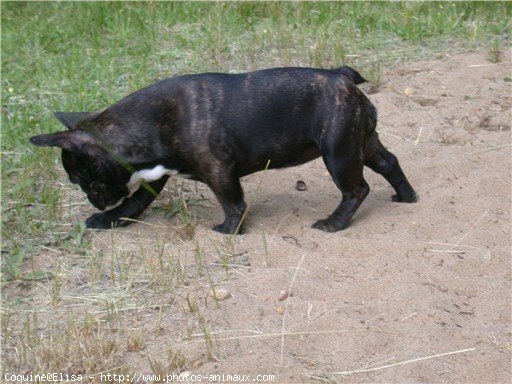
{"left": 30, "top": 66, "right": 417, "bottom": 234}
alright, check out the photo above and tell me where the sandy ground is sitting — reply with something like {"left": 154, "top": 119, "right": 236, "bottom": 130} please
{"left": 15, "top": 50, "right": 511, "bottom": 383}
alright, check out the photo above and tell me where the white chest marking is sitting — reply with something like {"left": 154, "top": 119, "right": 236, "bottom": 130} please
{"left": 127, "top": 165, "right": 182, "bottom": 196}
{"left": 104, "top": 165, "right": 186, "bottom": 212}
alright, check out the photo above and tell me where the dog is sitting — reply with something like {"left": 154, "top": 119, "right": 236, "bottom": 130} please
{"left": 30, "top": 65, "right": 417, "bottom": 234}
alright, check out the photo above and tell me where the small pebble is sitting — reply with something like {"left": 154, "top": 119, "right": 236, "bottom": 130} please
{"left": 295, "top": 180, "right": 307, "bottom": 191}
{"left": 278, "top": 289, "right": 292, "bottom": 301}
{"left": 438, "top": 285, "right": 449, "bottom": 293}
{"left": 190, "top": 357, "right": 206, "bottom": 369}
{"left": 275, "top": 306, "right": 285, "bottom": 315}
{"left": 180, "top": 371, "right": 191, "bottom": 379}
{"left": 208, "top": 288, "right": 232, "bottom": 301}
{"left": 239, "top": 254, "right": 250, "bottom": 266}
{"left": 404, "top": 86, "right": 415, "bottom": 96}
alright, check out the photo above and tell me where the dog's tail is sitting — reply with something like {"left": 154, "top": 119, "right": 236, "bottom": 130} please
{"left": 334, "top": 66, "right": 368, "bottom": 85}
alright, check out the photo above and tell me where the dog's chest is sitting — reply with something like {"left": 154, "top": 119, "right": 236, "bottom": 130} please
{"left": 127, "top": 165, "right": 190, "bottom": 195}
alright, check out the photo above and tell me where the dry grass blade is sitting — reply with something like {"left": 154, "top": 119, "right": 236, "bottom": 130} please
{"left": 280, "top": 252, "right": 306, "bottom": 367}
{"left": 453, "top": 210, "right": 488, "bottom": 248}
{"left": 302, "top": 374, "right": 335, "bottom": 383}
{"left": 472, "top": 143, "right": 511, "bottom": 153}
{"left": 376, "top": 129, "right": 417, "bottom": 144}
{"left": 426, "top": 210, "right": 489, "bottom": 254}
{"left": 468, "top": 64, "right": 496, "bottom": 68}
{"left": 414, "top": 126, "right": 424, "bottom": 147}
{"left": 312, "top": 347, "right": 476, "bottom": 376}
{"left": 114, "top": 217, "right": 167, "bottom": 228}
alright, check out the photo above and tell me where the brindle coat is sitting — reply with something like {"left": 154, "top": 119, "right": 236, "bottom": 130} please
{"left": 30, "top": 66, "right": 417, "bottom": 234}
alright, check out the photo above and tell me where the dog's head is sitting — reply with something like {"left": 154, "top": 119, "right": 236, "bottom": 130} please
{"left": 30, "top": 112, "right": 132, "bottom": 210}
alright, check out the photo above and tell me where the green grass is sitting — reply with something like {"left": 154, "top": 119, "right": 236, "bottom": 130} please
{"left": 1, "top": 0, "right": 510, "bottom": 378}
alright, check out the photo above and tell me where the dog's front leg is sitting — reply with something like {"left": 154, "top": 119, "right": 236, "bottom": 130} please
{"left": 85, "top": 176, "right": 170, "bottom": 229}
{"left": 204, "top": 165, "right": 247, "bottom": 235}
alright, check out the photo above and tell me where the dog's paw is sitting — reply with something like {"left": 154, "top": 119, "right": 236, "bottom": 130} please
{"left": 392, "top": 193, "right": 418, "bottom": 203}
{"left": 212, "top": 223, "right": 233, "bottom": 234}
{"left": 85, "top": 212, "right": 120, "bottom": 229}
{"left": 212, "top": 222, "right": 243, "bottom": 235}
{"left": 312, "top": 218, "right": 348, "bottom": 233}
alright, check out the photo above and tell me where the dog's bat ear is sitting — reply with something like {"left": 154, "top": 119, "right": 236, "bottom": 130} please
{"left": 30, "top": 131, "right": 71, "bottom": 148}
{"left": 30, "top": 130, "right": 97, "bottom": 152}
{"left": 54, "top": 111, "right": 93, "bottom": 130}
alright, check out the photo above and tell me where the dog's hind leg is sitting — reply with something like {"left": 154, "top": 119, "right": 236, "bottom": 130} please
{"left": 312, "top": 144, "right": 370, "bottom": 232}
{"left": 364, "top": 132, "right": 417, "bottom": 203}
